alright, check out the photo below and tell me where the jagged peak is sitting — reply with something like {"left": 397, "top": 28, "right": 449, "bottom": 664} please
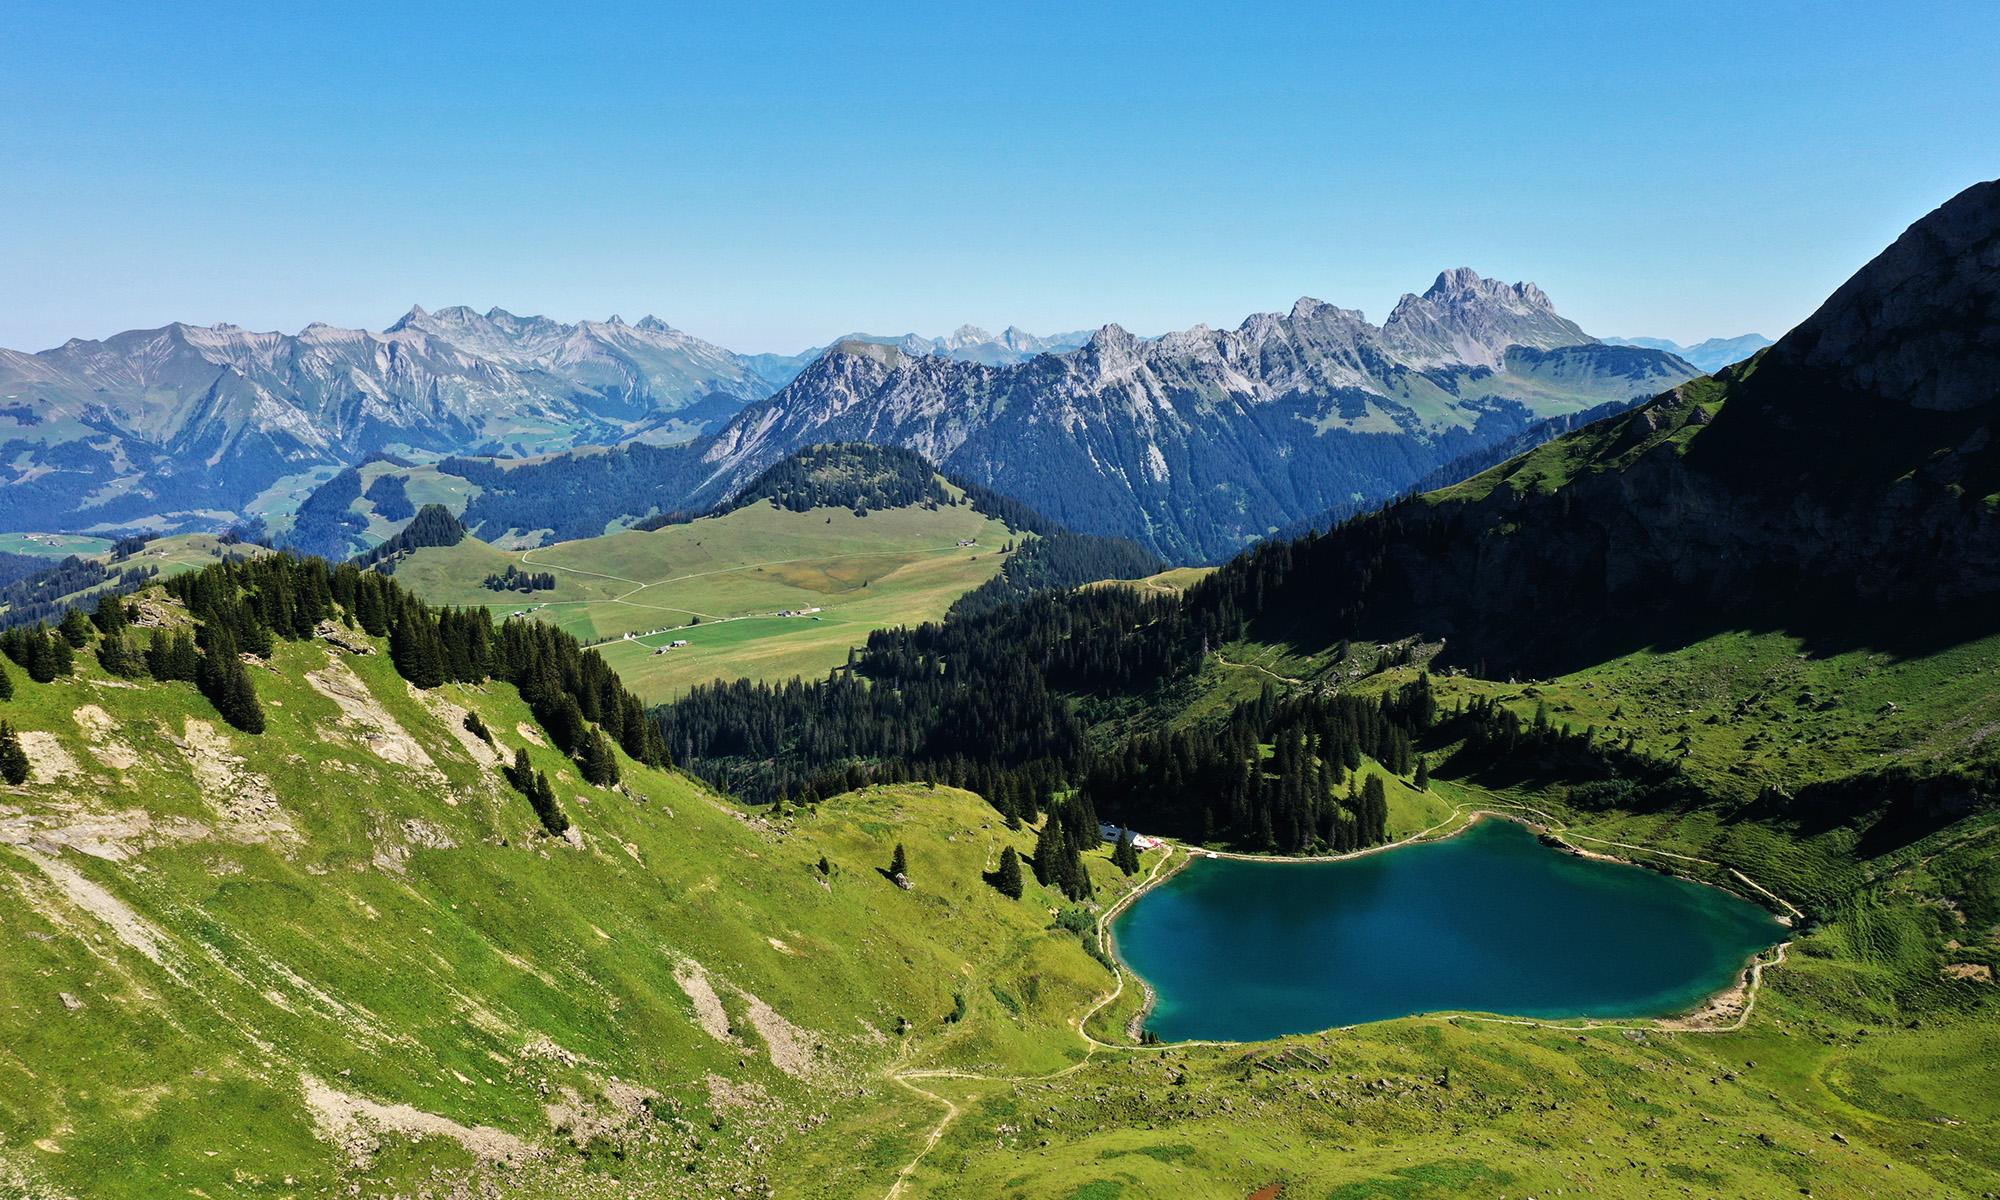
{"left": 1417, "top": 268, "right": 1554, "bottom": 310}
{"left": 1086, "top": 323, "right": 1138, "bottom": 351}
{"left": 385, "top": 304, "right": 431, "bottom": 333}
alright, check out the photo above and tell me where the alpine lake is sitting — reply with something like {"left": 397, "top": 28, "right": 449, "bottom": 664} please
{"left": 1112, "top": 817, "right": 1786, "bottom": 1043}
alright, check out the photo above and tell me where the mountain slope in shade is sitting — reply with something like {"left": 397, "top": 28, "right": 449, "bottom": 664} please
{"left": 689, "top": 274, "right": 1697, "bottom": 561}
{"left": 1605, "top": 332, "right": 1774, "bottom": 372}
{"left": 0, "top": 308, "right": 782, "bottom": 535}
{"left": 1220, "top": 178, "right": 2000, "bottom": 674}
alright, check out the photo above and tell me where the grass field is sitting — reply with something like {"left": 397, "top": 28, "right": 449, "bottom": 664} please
{"left": 393, "top": 500, "right": 1017, "bottom": 700}
{"left": 1085, "top": 565, "right": 1216, "bottom": 597}
{"left": 0, "top": 532, "right": 114, "bottom": 559}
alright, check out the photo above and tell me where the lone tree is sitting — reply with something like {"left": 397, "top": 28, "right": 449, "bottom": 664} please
{"left": 1414, "top": 756, "right": 1430, "bottom": 791}
{"left": 0, "top": 721, "right": 28, "bottom": 785}
{"left": 890, "top": 842, "right": 908, "bottom": 879}
{"left": 994, "top": 845, "right": 1024, "bottom": 899}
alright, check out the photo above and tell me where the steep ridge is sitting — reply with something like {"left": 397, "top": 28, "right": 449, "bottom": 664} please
{"left": 1215, "top": 179, "right": 2000, "bottom": 674}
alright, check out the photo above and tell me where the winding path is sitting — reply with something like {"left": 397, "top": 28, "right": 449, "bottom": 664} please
{"left": 877, "top": 794, "right": 1801, "bottom": 1197}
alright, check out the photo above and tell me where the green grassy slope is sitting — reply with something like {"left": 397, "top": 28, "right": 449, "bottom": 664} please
{"left": 391, "top": 500, "right": 1015, "bottom": 701}
{"left": 0, "top": 591, "right": 1150, "bottom": 1199}
{"left": 2, "top": 590, "right": 1995, "bottom": 1197}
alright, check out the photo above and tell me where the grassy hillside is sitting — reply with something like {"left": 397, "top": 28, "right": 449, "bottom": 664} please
{"left": 2, "top": 574, "right": 1996, "bottom": 1197}
{"left": 391, "top": 499, "right": 1016, "bottom": 701}
{"left": 0, "top": 588, "right": 1151, "bottom": 1199}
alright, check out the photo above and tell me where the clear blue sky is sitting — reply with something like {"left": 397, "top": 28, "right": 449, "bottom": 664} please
{"left": 3, "top": 1, "right": 1994, "bottom": 353}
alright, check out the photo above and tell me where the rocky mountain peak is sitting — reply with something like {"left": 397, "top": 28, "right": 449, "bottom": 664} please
{"left": 1383, "top": 268, "right": 1592, "bottom": 367}
{"left": 1765, "top": 178, "right": 1999, "bottom": 412}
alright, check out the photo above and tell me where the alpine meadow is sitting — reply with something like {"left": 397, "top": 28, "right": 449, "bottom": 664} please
{"left": 3, "top": 6, "right": 1998, "bottom": 1199}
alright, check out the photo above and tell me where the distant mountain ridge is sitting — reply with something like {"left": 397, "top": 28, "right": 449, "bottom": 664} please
{"left": 742, "top": 324, "right": 1092, "bottom": 382}
{"left": 687, "top": 270, "right": 1698, "bottom": 560}
{"left": 0, "top": 305, "right": 793, "bottom": 535}
{"left": 1604, "top": 333, "right": 1773, "bottom": 372}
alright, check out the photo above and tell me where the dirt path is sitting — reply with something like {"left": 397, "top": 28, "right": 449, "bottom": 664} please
{"left": 1212, "top": 653, "right": 1305, "bottom": 686}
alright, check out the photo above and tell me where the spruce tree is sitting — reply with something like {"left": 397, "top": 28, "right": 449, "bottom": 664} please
{"left": 0, "top": 721, "right": 27, "bottom": 785}
{"left": 1032, "top": 820, "right": 1064, "bottom": 886}
{"left": 890, "top": 842, "right": 908, "bottom": 879}
{"left": 530, "top": 771, "right": 568, "bottom": 835}
{"left": 995, "top": 845, "right": 1024, "bottom": 899}
{"left": 1414, "top": 756, "right": 1430, "bottom": 791}
{"left": 579, "top": 728, "right": 620, "bottom": 786}
{"left": 58, "top": 608, "right": 93, "bottom": 648}
{"left": 0, "top": 660, "right": 11, "bottom": 701}
{"left": 0, "top": 720, "right": 27, "bottom": 788}
{"left": 91, "top": 592, "right": 129, "bottom": 637}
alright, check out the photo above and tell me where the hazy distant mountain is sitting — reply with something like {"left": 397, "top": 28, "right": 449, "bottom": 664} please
{"left": 686, "top": 271, "right": 1697, "bottom": 560}
{"left": 1603, "top": 333, "right": 1773, "bottom": 372}
{"left": 742, "top": 325, "right": 1092, "bottom": 384}
{"left": 0, "top": 308, "right": 783, "bottom": 534}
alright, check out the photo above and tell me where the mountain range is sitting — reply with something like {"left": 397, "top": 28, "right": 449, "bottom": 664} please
{"left": 681, "top": 270, "right": 1700, "bottom": 560}
{"left": 1604, "top": 332, "right": 1773, "bottom": 372}
{"left": 0, "top": 310, "right": 1092, "bottom": 537}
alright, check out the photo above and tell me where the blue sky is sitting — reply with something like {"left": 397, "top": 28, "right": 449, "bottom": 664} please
{"left": 3, "top": 1, "right": 1994, "bottom": 353}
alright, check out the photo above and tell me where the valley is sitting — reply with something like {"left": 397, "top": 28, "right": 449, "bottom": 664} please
{"left": 393, "top": 501, "right": 1017, "bottom": 701}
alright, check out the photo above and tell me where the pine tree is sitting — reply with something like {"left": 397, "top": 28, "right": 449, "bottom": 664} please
{"left": 890, "top": 843, "right": 908, "bottom": 879}
{"left": 1413, "top": 756, "right": 1430, "bottom": 791}
{"left": 0, "top": 660, "right": 11, "bottom": 701}
{"left": 1032, "top": 820, "right": 1065, "bottom": 886}
{"left": 531, "top": 771, "right": 568, "bottom": 835}
{"left": 0, "top": 721, "right": 27, "bottom": 785}
{"left": 995, "top": 845, "right": 1024, "bottom": 899}
{"left": 58, "top": 608, "right": 93, "bottom": 648}
{"left": 580, "top": 728, "right": 620, "bottom": 786}
{"left": 90, "top": 591, "right": 129, "bottom": 637}
{"left": 198, "top": 641, "right": 266, "bottom": 734}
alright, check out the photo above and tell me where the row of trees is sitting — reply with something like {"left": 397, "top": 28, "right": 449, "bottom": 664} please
{"left": 482, "top": 565, "right": 556, "bottom": 592}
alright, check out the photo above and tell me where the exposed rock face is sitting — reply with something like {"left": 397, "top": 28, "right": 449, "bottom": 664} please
{"left": 1382, "top": 268, "right": 1591, "bottom": 368}
{"left": 1765, "top": 180, "right": 2000, "bottom": 412}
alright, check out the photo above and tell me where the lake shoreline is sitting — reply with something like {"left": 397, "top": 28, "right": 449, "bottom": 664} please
{"left": 1099, "top": 802, "right": 1797, "bottom": 1045}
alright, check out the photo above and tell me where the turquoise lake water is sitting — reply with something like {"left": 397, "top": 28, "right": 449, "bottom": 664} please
{"left": 1113, "top": 817, "right": 1784, "bottom": 1042}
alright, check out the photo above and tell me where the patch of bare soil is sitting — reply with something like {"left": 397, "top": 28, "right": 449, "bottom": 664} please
{"left": 674, "top": 958, "right": 737, "bottom": 1046}
{"left": 410, "top": 686, "right": 504, "bottom": 769}
{"left": 301, "top": 1074, "right": 536, "bottom": 1168}
{"left": 7, "top": 844, "right": 176, "bottom": 969}
{"left": 738, "top": 987, "right": 819, "bottom": 1079}
{"left": 18, "top": 732, "right": 79, "bottom": 784}
{"left": 172, "top": 719, "right": 295, "bottom": 844}
{"left": 545, "top": 1080, "right": 657, "bottom": 1149}
{"left": 0, "top": 805, "right": 210, "bottom": 862}
{"left": 305, "top": 653, "right": 443, "bottom": 782}
{"left": 1943, "top": 962, "right": 1993, "bottom": 982}
{"left": 71, "top": 705, "right": 138, "bottom": 770}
